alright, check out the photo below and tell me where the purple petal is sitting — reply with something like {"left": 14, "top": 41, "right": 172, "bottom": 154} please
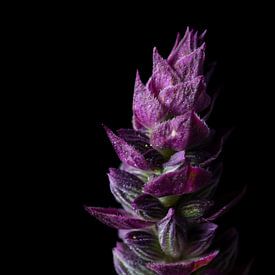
{"left": 109, "top": 168, "right": 144, "bottom": 190}
{"left": 170, "top": 32, "right": 181, "bottom": 55}
{"left": 118, "top": 229, "right": 131, "bottom": 240}
{"left": 113, "top": 242, "right": 154, "bottom": 275}
{"left": 144, "top": 165, "right": 189, "bottom": 197}
{"left": 123, "top": 230, "right": 164, "bottom": 261}
{"left": 150, "top": 112, "right": 210, "bottom": 151}
{"left": 168, "top": 27, "right": 193, "bottom": 65}
{"left": 168, "top": 28, "right": 206, "bottom": 67}
{"left": 119, "top": 162, "right": 151, "bottom": 182}
{"left": 118, "top": 128, "right": 150, "bottom": 144}
{"left": 118, "top": 128, "right": 165, "bottom": 168}
{"left": 113, "top": 253, "right": 128, "bottom": 275}
{"left": 174, "top": 44, "right": 206, "bottom": 83}
{"left": 147, "top": 47, "right": 180, "bottom": 96}
{"left": 158, "top": 76, "right": 209, "bottom": 116}
{"left": 157, "top": 208, "right": 186, "bottom": 258}
{"left": 144, "top": 165, "right": 211, "bottom": 197}
{"left": 187, "top": 223, "right": 218, "bottom": 257}
{"left": 132, "top": 194, "right": 167, "bottom": 221}
{"left": 163, "top": 150, "right": 185, "bottom": 168}
{"left": 132, "top": 114, "right": 146, "bottom": 131}
{"left": 85, "top": 207, "right": 154, "bottom": 229}
{"left": 188, "top": 112, "right": 211, "bottom": 148}
{"left": 186, "top": 166, "right": 212, "bottom": 193}
{"left": 133, "top": 71, "right": 166, "bottom": 128}
{"left": 104, "top": 126, "right": 150, "bottom": 170}
{"left": 108, "top": 168, "right": 144, "bottom": 211}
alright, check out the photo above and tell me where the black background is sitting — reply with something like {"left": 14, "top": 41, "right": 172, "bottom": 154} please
{"left": 32, "top": 3, "right": 273, "bottom": 274}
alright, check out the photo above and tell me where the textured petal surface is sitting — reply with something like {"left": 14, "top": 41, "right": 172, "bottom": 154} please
{"left": 104, "top": 126, "right": 150, "bottom": 170}
{"left": 144, "top": 165, "right": 189, "bottom": 197}
{"left": 144, "top": 165, "right": 211, "bottom": 197}
{"left": 158, "top": 76, "right": 209, "bottom": 115}
{"left": 119, "top": 162, "right": 152, "bottom": 182}
{"left": 163, "top": 150, "right": 186, "bottom": 168}
{"left": 174, "top": 44, "right": 206, "bottom": 82}
{"left": 147, "top": 48, "right": 180, "bottom": 96}
{"left": 132, "top": 194, "right": 167, "bottom": 221}
{"left": 168, "top": 28, "right": 205, "bottom": 66}
{"left": 113, "top": 243, "right": 154, "bottom": 275}
{"left": 118, "top": 128, "right": 150, "bottom": 144}
{"left": 187, "top": 223, "right": 218, "bottom": 257}
{"left": 85, "top": 207, "right": 154, "bottom": 229}
{"left": 179, "top": 200, "right": 213, "bottom": 221}
{"left": 188, "top": 112, "right": 211, "bottom": 148}
{"left": 132, "top": 114, "right": 145, "bottom": 131}
{"left": 150, "top": 112, "right": 210, "bottom": 151}
{"left": 123, "top": 230, "right": 164, "bottom": 261}
{"left": 118, "top": 128, "right": 165, "bottom": 168}
{"left": 133, "top": 71, "right": 166, "bottom": 128}
{"left": 108, "top": 168, "right": 144, "bottom": 211}
{"left": 168, "top": 28, "right": 193, "bottom": 65}
{"left": 157, "top": 208, "right": 186, "bottom": 258}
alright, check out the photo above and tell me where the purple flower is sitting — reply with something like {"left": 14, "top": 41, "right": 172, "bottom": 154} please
{"left": 85, "top": 27, "right": 244, "bottom": 274}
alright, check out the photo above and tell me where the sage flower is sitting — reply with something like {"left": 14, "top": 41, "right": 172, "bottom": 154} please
{"left": 85, "top": 27, "right": 247, "bottom": 274}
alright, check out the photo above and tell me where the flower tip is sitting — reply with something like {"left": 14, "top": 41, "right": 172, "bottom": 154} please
{"left": 108, "top": 167, "right": 116, "bottom": 173}
{"left": 83, "top": 205, "right": 89, "bottom": 212}
{"left": 102, "top": 124, "right": 113, "bottom": 137}
{"left": 101, "top": 123, "right": 109, "bottom": 131}
{"left": 84, "top": 206, "right": 94, "bottom": 216}
{"left": 200, "top": 41, "right": 207, "bottom": 50}
{"left": 135, "top": 69, "right": 141, "bottom": 78}
{"left": 102, "top": 124, "right": 116, "bottom": 140}
{"left": 152, "top": 47, "right": 162, "bottom": 61}
{"left": 174, "top": 32, "right": 181, "bottom": 44}
{"left": 134, "top": 69, "right": 143, "bottom": 89}
{"left": 152, "top": 46, "right": 158, "bottom": 53}
{"left": 200, "top": 29, "right": 207, "bottom": 39}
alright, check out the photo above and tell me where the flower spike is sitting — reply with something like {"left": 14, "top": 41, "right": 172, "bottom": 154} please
{"left": 85, "top": 27, "right": 244, "bottom": 274}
